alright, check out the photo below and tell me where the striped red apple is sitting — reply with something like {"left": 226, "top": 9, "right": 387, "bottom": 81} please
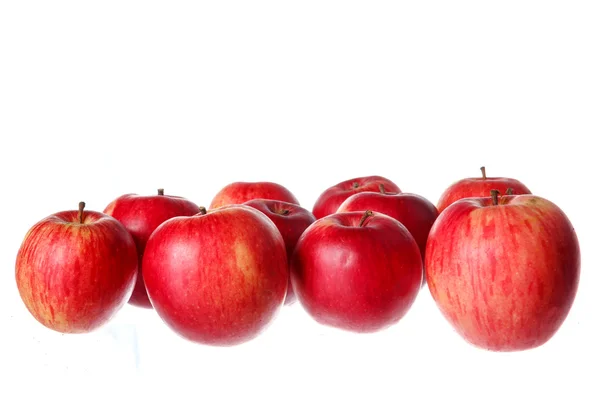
{"left": 437, "top": 166, "right": 531, "bottom": 213}
{"left": 15, "top": 202, "right": 138, "bottom": 333}
{"left": 425, "top": 190, "right": 580, "bottom": 351}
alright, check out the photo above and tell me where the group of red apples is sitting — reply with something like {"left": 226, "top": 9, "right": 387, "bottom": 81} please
{"left": 15, "top": 167, "right": 580, "bottom": 352}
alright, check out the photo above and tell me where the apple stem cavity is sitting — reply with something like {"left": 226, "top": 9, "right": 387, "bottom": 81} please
{"left": 359, "top": 210, "right": 374, "bottom": 227}
{"left": 506, "top": 188, "right": 514, "bottom": 195}
{"left": 198, "top": 207, "right": 207, "bottom": 215}
{"left": 480, "top": 166, "right": 487, "bottom": 179}
{"left": 78, "top": 201, "right": 86, "bottom": 224}
{"left": 158, "top": 188, "right": 165, "bottom": 196}
{"left": 491, "top": 190, "right": 500, "bottom": 206}
{"left": 279, "top": 209, "right": 291, "bottom": 216}
{"left": 352, "top": 182, "right": 359, "bottom": 189}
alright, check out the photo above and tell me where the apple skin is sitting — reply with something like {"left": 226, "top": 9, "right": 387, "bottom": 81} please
{"left": 142, "top": 204, "right": 289, "bottom": 346}
{"left": 425, "top": 193, "right": 580, "bottom": 352}
{"left": 312, "top": 176, "right": 401, "bottom": 220}
{"left": 243, "top": 199, "right": 317, "bottom": 305}
{"left": 15, "top": 204, "right": 138, "bottom": 334}
{"left": 290, "top": 211, "right": 423, "bottom": 333}
{"left": 337, "top": 190, "right": 439, "bottom": 262}
{"left": 209, "top": 181, "right": 300, "bottom": 209}
{"left": 437, "top": 167, "right": 531, "bottom": 213}
{"left": 103, "top": 189, "right": 201, "bottom": 308}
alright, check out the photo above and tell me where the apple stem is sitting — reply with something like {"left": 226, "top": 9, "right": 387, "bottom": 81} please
{"left": 352, "top": 182, "right": 359, "bottom": 189}
{"left": 198, "top": 206, "right": 207, "bottom": 215}
{"left": 491, "top": 190, "right": 500, "bottom": 206}
{"left": 78, "top": 202, "right": 86, "bottom": 224}
{"left": 506, "top": 188, "right": 514, "bottom": 195}
{"left": 480, "top": 166, "right": 487, "bottom": 179}
{"left": 359, "top": 210, "right": 374, "bottom": 227}
{"left": 279, "top": 209, "right": 291, "bottom": 216}
{"left": 379, "top": 184, "right": 386, "bottom": 194}
{"left": 158, "top": 188, "right": 165, "bottom": 196}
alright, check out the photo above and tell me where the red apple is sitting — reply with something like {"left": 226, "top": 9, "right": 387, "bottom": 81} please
{"left": 243, "top": 199, "right": 317, "bottom": 305}
{"left": 104, "top": 189, "right": 201, "bottom": 308}
{"left": 425, "top": 190, "right": 580, "bottom": 351}
{"left": 15, "top": 202, "right": 138, "bottom": 334}
{"left": 209, "top": 181, "right": 299, "bottom": 209}
{"left": 437, "top": 166, "right": 531, "bottom": 213}
{"left": 142, "top": 205, "right": 288, "bottom": 346}
{"left": 312, "top": 176, "right": 401, "bottom": 220}
{"left": 337, "top": 184, "right": 439, "bottom": 262}
{"left": 290, "top": 210, "right": 423, "bottom": 333}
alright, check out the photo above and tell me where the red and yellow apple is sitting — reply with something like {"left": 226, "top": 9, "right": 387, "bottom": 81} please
{"left": 290, "top": 210, "right": 422, "bottom": 333}
{"left": 142, "top": 205, "right": 288, "bottom": 346}
{"left": 243, "top": 199, "right": 316, "bottom": 305}
{"left": 312, "top": 176, "right": 401, "bottom": 220}
{"left": 425, "top": 190, "right": 580, "bottom": 351}
{"left": 15, "top": 202, "right": 138, "bottom": 333}
{"left": 104, "top": 189, "right": 201, "bottom": 308}
{"left": 209, "top": 181, "right": 299, "bottom": 209}
{"left": 437, "top": 166, "right": 531, "bottom": 213}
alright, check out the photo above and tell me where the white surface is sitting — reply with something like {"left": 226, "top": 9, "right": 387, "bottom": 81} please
{"left": 1, "top": 1, "right": 598, "bottom": 399}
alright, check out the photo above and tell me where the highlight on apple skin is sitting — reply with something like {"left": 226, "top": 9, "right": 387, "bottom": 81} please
{"left": 15, "top": 202, "right": 138, "bottom": 334}
{"left": 142, "top": 204, "right": 289, "bottom": 347}
{"left": 104, "top": 189, "right": 201, "bottom": 309}
{"left": 424, "top": 190, "right": 580, "bottom": 352}
{"left": 436, "top": 166, "right": 531, "bottom": 213}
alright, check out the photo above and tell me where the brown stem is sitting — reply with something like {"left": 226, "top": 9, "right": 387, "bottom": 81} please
{"left": 157, "top": 188, "right": 165, "bottom": 196}
{"left": 279, "top": 209, "right": 291, "bottom": 216}
{"left": 378, "top": 184, "right": 386, "bottom": 194}
{"left": 480, "top": 166, "right": 487, "bottom": 179}
{"left": 506, "top": 188, "right": 514, "bottom": 195}
{"left": 352, "top": 182, "right": 359, "bottom": 189}
{"left": 491, "top": 190, "right": 500, "bottom": 205}
{"left": 78, "top": 202, "right": 86, "bottom": 224}
{"left": 198, "top": 206, "right": 207, "bottom": 215}
{"left": 359, "top": 210, "right": 374, "bottom": 227}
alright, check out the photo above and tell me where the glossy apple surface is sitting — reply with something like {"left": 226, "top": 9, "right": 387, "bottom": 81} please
{"left": 312, "top": 176, "right": 401, "bottom": 220}
{"left": 104, "top": 189, "right": 201, "bottom": 308}
{"left": 143, "top": 205, "right": 288, "bottom": 346}
{"left": 15, "top": 202, "right": 138, "bottom": 333}
{"left": 437, "top": 166, "right": 531, "bottom": 213}
{"left": 209, "top": 181, "right": 299, "bottom": 209}
{"left": 290, "top": 210, "right": 422, "bottom": 333}
{"left": 243, "top": 199, "right": 316, "bottom": 305}
{"left": 425, "top": 191, "right": 580, "bottom": 351}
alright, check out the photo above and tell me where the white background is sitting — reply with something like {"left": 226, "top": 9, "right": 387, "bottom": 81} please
{"left": 1, "top": 1, "right": 598, "bottom": 399}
